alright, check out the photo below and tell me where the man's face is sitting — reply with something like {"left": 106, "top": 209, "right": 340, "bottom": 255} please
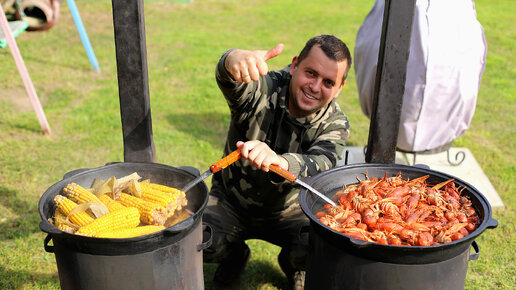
{"left": 289, "top": 45, "right": 348, "bottom": 118}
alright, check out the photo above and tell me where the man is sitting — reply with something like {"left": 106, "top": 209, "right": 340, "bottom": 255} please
{"left": 203, "top": 35, "right": 351, "bottom": 289}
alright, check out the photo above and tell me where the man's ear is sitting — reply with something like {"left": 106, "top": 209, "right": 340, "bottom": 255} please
{"left": 289, "top": 56, "right": 298, "bottom": 76}
{"left": 334, "top": 80, "right": 346, "bottom": 99}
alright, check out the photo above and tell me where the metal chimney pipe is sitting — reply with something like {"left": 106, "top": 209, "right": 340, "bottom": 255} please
{"left": 365, "top": 0, "right": 416, "bottom": 163}
{"left": 111, "top": 0, "right": 156, "bottom": 163}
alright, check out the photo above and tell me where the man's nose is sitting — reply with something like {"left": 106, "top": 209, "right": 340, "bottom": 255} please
{"left": 309, "top": 78, "right": 322, "bottom": 93}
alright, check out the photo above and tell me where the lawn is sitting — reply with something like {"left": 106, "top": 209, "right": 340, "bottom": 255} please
{"left": 0, "top": 0, "right": 514, "bottom": 289}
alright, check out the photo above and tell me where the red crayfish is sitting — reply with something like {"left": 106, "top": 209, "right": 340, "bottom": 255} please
{"left": 317, "top": 172, "right": 479, "bottom": 246}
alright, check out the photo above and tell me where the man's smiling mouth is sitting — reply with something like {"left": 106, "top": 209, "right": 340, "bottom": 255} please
{"left": 303, "top": 90, "right": 317, "bottom": 101}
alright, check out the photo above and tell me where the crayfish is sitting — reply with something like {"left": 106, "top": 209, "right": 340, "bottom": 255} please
{"left": 316, "top": 172, "right": 479, "bottom": 246}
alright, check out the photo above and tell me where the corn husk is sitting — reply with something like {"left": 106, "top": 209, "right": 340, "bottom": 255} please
{"left": 91, "top": 173, "right": 142, "bottom": 199}
{"left": 67, "top": 201, "right": 109, "bottom": 219}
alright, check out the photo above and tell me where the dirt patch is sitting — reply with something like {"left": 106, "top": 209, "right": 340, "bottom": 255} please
{"left": 0, "top": 87, "right": 34, "bottom": 113}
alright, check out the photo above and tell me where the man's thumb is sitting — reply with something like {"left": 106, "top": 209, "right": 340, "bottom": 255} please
{"left": 263, "top": 43, "right": 284, "bottom": 61}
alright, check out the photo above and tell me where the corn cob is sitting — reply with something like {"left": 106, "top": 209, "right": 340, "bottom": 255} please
{"left": 139, "top": 182, "right": 188, "bottom": 217}
{"left": 145, "top": 182, "right": 183, "bottom": 194}
{"left": 52, "top": 209, "right": 77, "bottom": 234}
{"left": 99, "top": 194, "right": 126, "bottom": 212}
{"left": 116, "top": 192, "right": 167, "bottom": 225}
{"left": 94, "top": 225, "right": 165, "bottom": 239}
{"left": 54, "top": 208, "right": 66, "bottom": 220}
{"left": 63, "top": 182, "right": 102, "bottom": 204}
{"left": 54, "top": 195, "right": 95, "bottom": 227}
{"left": 55, "top": 221, "right": 77, "bottom": 234}
{"left": 76, "top": 207, "right": 140, "bottom": 237}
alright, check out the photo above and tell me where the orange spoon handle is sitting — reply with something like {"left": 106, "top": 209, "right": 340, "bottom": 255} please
{"left": 210, "top": 148, "right": 242, "bottom": 173}
{"left": 268, "top": 164, "right": 297, "bottom": 183}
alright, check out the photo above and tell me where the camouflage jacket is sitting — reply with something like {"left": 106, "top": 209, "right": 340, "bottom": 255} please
{"left": 211, "top": 49, "right": 350, "bottom": 214}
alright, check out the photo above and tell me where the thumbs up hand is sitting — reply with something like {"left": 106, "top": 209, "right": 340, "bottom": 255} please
{"left": 225, "top": 44, "right": 284, "bottom": 83}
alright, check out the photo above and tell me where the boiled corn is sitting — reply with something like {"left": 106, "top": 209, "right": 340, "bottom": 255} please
{"left": 76, "top": 207, "right": 140, "bottom": 237}
{"left": 52, "top": 209, "right": 77, "bottom": 234}
{"left": 63, "top": 182, "right": 102, "bottom": 204}
{"left": 94, "top": 225, "right": 165, "bottom": 239}
{"left": 139, "top": 182, "right": 187, "bottom": 217}
{"left": 99, "top": 194, "right": 126, "bottom": 212}
{"left": 117, "top": 192, "right": 167, "bottom": 226}
{"left": 54, "top": 195, "right": 95, "bottom": 227}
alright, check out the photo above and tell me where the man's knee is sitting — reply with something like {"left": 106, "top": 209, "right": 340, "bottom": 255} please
{"left": 277, "top": 228, "right": 310, "bottom": 272}
{"left": 278, "top": 244, "right": 308, "bottom": 272}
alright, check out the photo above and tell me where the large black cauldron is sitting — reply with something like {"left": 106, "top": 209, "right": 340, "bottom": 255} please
{"left": 39, "top": 162, "right": 210, "bottom": 290}
{"left": 299, "top": 163, "right": 498, "bottom": 290}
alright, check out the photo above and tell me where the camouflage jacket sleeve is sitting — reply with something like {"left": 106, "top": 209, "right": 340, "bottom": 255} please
{"left": 281, "top": 112, "right": 350, "bottom": 179}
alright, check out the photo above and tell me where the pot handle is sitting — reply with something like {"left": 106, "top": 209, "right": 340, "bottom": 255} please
{"left": 486, "top": 217, "right": 498, "bottom": 229}
{"left": 179, "top": 166, "right": 201, "bottom": 177}
{"left": 43, "top": 234, "right": 55, "bottom": 253}
{"left": 163, "top": 217, "right": 195, "bottom": 235}
{"left": 412, "top": 164, "right": 430, "bottom": 170}
{"left": 469, "top": 241, "right": 480, "bottom": 261}
{"left": 39, "top": 220, "right": 61, "bottom": 235}
{"left": 349, "top": 237, "right": 371, "bottom": 248}
{"left": 198, "top": 224, "right": 213, "bottom": 251}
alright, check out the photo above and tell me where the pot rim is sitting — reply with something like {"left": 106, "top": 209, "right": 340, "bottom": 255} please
{"left": 299, "top": 163, "right": 497, "bottom": 252}
{"left": 38, "top": 162, "right": 209, "bottom": 243}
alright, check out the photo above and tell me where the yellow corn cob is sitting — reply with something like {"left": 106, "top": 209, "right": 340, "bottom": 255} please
{"left": 76, "top": 207, "right": 140, "bottom": 237}
{"left": 94, "top": 225, "right": 165, "bottom": 239}
{"left": 63, "top": 182, "right": 102, "bottom": 204}
{"left": 145, "top": 182, "right": 182, "bottom": 194}
{"left": 166, "top": 193, "right": 188, "bottom": 217}
{"left": 56, "top": 222, "right": 77, "bottom": 234}
{"left": 54, "top": 208, "right": 66, "bottom": 219}
{"left": 116, "top": 192, "right": 167, "bottom": 225}
{"left": 52, "top": 209, "right": 77, "bottom": 234}
{"left": 139, "top": 182, "right": 188, "bottom": 217}
{"left": 99, "top": 194, "right": 126, "bottom": 212}
{"left": 54, "top": 195, "right": 95, "bottom": 227}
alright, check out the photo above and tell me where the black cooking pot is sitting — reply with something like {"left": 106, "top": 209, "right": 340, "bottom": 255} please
{"left": 38, "top": 162, "right": 210, "bottom": 290}
{"left": 299, "top": 163, "right": 498, "bottom": 289}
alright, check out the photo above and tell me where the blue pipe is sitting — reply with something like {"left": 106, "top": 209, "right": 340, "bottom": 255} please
{"left": 67, "top": 0, "right": 100, "bottom": 72}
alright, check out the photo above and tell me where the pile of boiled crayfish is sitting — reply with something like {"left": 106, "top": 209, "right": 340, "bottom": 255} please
{"left": 316, "top": 172, "right": 479, "bottom": 246}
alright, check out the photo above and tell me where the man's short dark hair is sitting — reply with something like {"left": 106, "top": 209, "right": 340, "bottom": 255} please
{"left": 297, "top": 35, "right": 352, "bottom": 83}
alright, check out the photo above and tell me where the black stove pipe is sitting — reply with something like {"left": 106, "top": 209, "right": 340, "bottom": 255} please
{"left": 111, "top": 0, "right": 156, "bottom": 163}
{"left": 365, "top": 0, "right": 416, "bottom": 163}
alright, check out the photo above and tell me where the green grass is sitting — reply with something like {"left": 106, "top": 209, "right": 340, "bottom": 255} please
{"left": 0, "top": 0, "right": 514, "bottom": 289}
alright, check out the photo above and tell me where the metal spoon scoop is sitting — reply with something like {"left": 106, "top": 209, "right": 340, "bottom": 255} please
{"left": 268, "top": 165, "right": 337, "bottom": 206}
